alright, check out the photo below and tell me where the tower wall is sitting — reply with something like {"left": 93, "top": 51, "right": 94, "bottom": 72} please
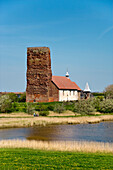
{"left": 26, "top": 47, "right": 52, "bottom": 102}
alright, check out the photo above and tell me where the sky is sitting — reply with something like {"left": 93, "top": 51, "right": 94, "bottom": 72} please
{"left": 0, "top": 0, "right": 113, "bottom": 92}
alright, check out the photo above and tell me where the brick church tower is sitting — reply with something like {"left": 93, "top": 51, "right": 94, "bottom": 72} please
{"left": 26, "top": 47, "right": 52, "bottom": 102}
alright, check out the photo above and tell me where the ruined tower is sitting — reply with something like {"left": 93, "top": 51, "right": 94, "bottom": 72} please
{"left": 26, "top": 47, "right": 52, "bottom": 102}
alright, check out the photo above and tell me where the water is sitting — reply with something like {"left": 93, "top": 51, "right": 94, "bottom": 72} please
{"left": 0, "top": 121, "right": 113, "bottom": 143}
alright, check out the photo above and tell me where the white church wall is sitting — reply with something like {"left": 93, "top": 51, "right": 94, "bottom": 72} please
{"left": 59, "top": 90, "right": 78, "bottom": 101}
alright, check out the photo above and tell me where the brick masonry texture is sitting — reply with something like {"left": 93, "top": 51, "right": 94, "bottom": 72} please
{"left": 50, "top": 82, "right": 59, "bottom": 102}
{"left": 26, "top": 47, "right": 55, "bottom": 102}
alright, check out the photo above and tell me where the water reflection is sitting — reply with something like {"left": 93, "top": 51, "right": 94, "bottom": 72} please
{"left": 0, "top": 121, "right": 113, "bottom": 143}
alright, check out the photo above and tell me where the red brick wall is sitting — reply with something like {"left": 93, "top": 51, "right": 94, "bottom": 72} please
{"left": 26, "top": 47, "right": 52, "bottom": 102}
{"left": 49, "top": 82, "right": 59, "bottom": 102}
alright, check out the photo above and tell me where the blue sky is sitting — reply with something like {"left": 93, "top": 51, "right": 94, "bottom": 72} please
{"left": 0, "top": 0, "right": 113, "bottom": 92}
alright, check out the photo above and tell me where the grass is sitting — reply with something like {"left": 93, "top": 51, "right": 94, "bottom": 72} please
{"left": 0, "top": 140, "right": 113, "bottom": 153}
{"left": 48, "top": 113, "right": 113, "bottom": 118}
{"left": 0, "top": 114, "right": 113, "bottom": 128}
{"left": 0, "top": 148, "right": 113, "bottom": 169}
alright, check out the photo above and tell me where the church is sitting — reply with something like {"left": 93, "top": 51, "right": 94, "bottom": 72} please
{"left": 52, "top": 74, "right": 81, "bottom": 101}
{"left": 26, "top": 47, "right": 82, "bottom": 102}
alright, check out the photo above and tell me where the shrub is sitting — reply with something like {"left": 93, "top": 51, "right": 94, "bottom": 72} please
{"left": 35, "top": 104, "right": 48, "bottom": 111}
{"left": 18, "top": 92, "right": 26, "bottom": 102}
{"left": 47, "top": 105, "right": 54, "bottom": 111}
{"left": 8, "top": 93, "right": 18, "bottom": 102}
{"left": 22, "top": 103, "right": 27, "bottom": 112}
{"left": 73, "top": 99, "right": 95, "bottom": 115}
{"left": 54, "top": 103, "right": 65, "bottom": 113}
{"left": 90, "top": 98, "right": 101, "bottom": 111}
{"left": 0, "top": 95, "right": 12, "bottom": 113}
{"left": 12, "top": 102, "right": 19, "bottom": 112}
{"left": 96, "top": 96, "right": 104, "bottom": 101}
{"left": 98, "top": 99, "right": 113, "bottom": 113}
{"left": 92, "top": 92, "right": 105, "bottom": 97}
{"left": 64, "top": 101, "right": 74, "bottom": 111}
{"left": 39, "top": 110, "right": 49, "bottom": 116}
{"left": 26, "top": 103, "right": 35, "bottom": 114}
{"left": 11, "top": 102, "right": 28, "bottom": 112}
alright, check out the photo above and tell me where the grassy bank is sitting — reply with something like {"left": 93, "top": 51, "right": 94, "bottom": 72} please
{"left": 0, "top": 113, "right": 113, "bottom": 128}
{"left": 0, "top": 140, "right": 113, "bottom": 153}
{"left": 0, "top": 148, "right": 113, "bottom": 169}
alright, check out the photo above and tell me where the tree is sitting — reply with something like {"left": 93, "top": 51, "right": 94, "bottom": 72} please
{"left": 0, "top": 95, "right": 12, "bottom": 113}
{"left": 104, "top": 84, "right": 113, "bottom": 99}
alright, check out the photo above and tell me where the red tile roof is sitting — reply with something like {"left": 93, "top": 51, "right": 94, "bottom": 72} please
{"left": 52, "top": 76, "right": 81, "bottom": 91}
{"left": 72, "top": 82, "right": 81, "bottom": 91}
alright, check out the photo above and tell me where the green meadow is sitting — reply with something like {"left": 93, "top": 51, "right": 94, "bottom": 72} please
{"left": 0, "top": 148, "right": 113, "bottom": 169}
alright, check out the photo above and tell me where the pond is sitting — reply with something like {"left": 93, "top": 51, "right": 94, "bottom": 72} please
{"left": 0, "top": 121, "right": 113, "bottom": 143}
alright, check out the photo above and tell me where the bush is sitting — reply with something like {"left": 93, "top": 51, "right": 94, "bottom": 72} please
{"left": 54, "top": 103, "right": 65, "bottom": 113}
{"left": 8, "top": 93, "right": 18, "bottom": 102}
{"left": 35, "top": 104, "right": 48, "bottom": 111}
{"left": 12, "top": 102, "right": 19, "bottom": 112}
{"left": 22, "top": 103, "right": 27, "bottom": 112}
{"left": 89, "top": 98, "right": 101, "bottom": 111}
{"left": 92, "top": 92, "right": 105, "bottom": 97}
{"left": 39, "top": 110, "right": 49, "bottom": 116}
{"left": 47, "top": 105, "right": 54, "bottom": 111}
{"left": 96, "top": 96, "right": 104, "bottom": 101}
{"left": 0, "top": 95, "right": 12, "bottom": 113}
{"left": 26, "top": 103, "right": 35, "bottom": 114}
{"left": 73, "top": 99, "right": 95, "bottom": 115}
{"left": 11, "top": 102, "right": 28, "bottom": 112}
{"left": 18, "top": 92, "right": 26, "bottom": 102}
{"left": 98, "top": 99, "right": 113, "bottom": 113}
{"left": 64, "top": 101, "right": 75, "bottom": 111}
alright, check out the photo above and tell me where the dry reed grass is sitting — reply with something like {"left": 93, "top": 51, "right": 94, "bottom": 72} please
{"left": 49, "top": 110, "right": 75, "bottom": 116}
{"left": 0, "top": 112, "right": 32, "bottom": 118}
{"left": 0, "top": 140, "right": 113, "bottom": 153}
{"left": 0, "top": 115, "right": 113, "bottom": 128}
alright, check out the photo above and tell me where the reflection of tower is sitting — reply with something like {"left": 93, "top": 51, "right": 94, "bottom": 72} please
{"left": 84, "top": 82, "right": 91, "bottom": 99}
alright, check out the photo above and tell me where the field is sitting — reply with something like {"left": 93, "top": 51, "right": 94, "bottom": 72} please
{"left": 0, "top": 148, "right": 113, "bottom": 169}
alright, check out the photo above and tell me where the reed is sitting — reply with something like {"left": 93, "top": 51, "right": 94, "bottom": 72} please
{"left": 0, "top": 115, "right": 113, "bottom": 128}
{"left": 0, "top": 140, "right": 113, "bottom": 153}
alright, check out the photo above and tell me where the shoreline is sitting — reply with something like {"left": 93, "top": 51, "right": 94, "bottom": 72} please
{"left": 0, "top": 114, "right": 113, "bottom": 129}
